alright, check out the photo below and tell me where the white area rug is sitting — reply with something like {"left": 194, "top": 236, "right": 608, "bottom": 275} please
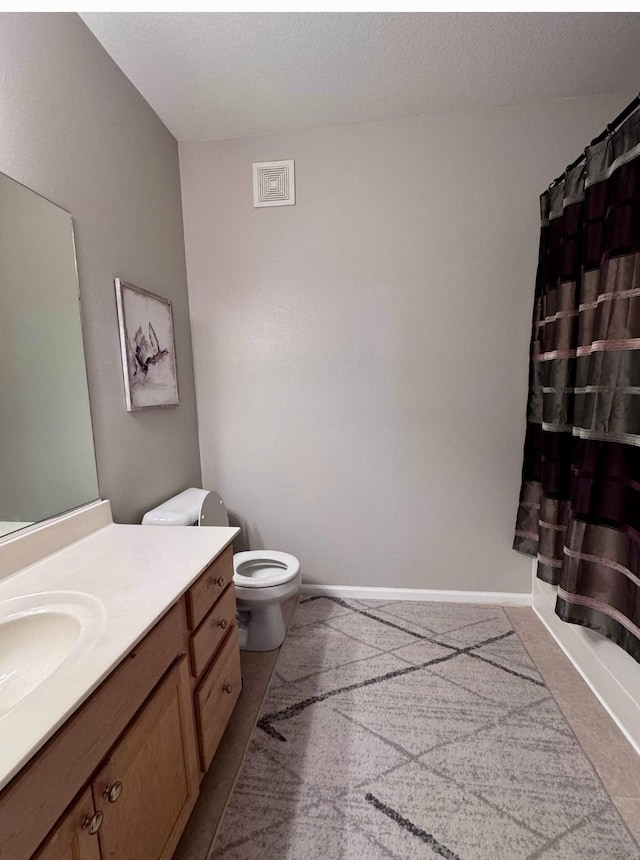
{"left": 211, "top": 598, "right": 640, "bottom": 859}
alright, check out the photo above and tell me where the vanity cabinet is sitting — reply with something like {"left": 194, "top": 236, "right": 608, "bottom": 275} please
{"left": 0, "top": 541, "right": 242, "bottom": 860}
{"left": 195, "top": 626, "right": 242, "bottom": 770}
{"left": 91, "top": 657, "right": 198, "bottom": 860}
{"left": 35, "top": 660, "right": 197, "bottom": 860}
{"left": 186, "top": 544, "right": 234, "bottom": 629}
{"left": 33, "top": 789, "right": 101, "bottom": 860}
{"left": 184, "top": 545, "right": 242, "bottom": 772}
{"left": 189, "top": 581, "right": 236, "bottom": 679}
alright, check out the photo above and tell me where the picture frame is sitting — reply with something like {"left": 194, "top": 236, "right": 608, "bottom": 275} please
{"left": 114, "top": 278, "right": 179, "bottom": 411}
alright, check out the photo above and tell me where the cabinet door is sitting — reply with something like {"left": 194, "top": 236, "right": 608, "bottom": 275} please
{"left": 93, "top": 657, "right": 199, "bottom": 860}
{"left": 33, "top": 788, "right": 101, "bottom": 860}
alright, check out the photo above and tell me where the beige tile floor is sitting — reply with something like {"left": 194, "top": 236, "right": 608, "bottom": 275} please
{"left": 505, "top": 607, "right": 640, "bottom": 846}
{"left": 173, "top": 603, "right": 640, "bottom": 858}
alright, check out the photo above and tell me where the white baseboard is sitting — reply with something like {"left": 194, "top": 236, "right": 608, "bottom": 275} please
{"left": 299, "top": 583, "right": 532, "bottom": 606}
{"left": 532, "top": 574, "right": 640, "bottom": 756}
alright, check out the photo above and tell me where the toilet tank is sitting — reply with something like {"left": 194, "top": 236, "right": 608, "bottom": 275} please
{"left": 141, "top": 488, "right": 229, "bottom": 527}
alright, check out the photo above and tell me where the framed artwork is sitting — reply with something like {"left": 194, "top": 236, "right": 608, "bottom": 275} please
{"left": 114, "top": 278, "right": 179, "bottom": 411}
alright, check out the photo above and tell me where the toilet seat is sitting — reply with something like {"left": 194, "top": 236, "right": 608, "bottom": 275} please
{"left": 233, "top": 550, "right": 300, "bottom": 588}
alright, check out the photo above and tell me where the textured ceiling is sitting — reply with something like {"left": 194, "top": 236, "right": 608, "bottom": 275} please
{"left": 80, "top": 12, "right": 640, "bottom": 141}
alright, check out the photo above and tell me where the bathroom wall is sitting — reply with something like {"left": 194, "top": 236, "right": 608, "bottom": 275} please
{"left": 181, "top": 95, "right": 631, "bottom": 592}
{"left": 0, "top": 13, "right": 201, "bottom": 524}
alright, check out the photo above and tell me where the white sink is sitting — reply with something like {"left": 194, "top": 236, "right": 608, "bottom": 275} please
{"left": 0, "top": 592, "right": 105, "bottom": 717}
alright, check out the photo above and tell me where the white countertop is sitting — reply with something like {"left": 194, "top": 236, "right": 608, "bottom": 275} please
{"left": 0, "top": 520, "right": 238, "bottom": 791}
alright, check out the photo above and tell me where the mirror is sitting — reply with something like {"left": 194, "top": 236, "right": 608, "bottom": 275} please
{"left": 0, "top": 172, "right": 99, "bottom": 539}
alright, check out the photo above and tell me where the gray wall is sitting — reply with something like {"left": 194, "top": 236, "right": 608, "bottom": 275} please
{"left": 0, "top": 13, "right": 201, "bottom": 524}
{"left": 180, "top": 93, "right": 631, "bottom": 593}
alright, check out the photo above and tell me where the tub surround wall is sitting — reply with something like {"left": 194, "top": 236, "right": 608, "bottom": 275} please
{"left": 180, "top": 92, "right": 631, "bottom": 593}
{"left": 0, "top": 13, "right": 202, "bottom": 524}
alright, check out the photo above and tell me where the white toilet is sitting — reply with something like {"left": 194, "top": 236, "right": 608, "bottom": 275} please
{"left": 142, "top": 488, "right": 300, "bottom": 651}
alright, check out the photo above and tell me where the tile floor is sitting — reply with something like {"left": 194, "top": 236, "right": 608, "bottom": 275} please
{"left": 505, "top": 607, "right": 640, "bottom": 845}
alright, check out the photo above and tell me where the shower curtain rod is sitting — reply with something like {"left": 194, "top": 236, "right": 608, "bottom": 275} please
{"left": 548, "top": 92, "right": 640, "bottom": 190}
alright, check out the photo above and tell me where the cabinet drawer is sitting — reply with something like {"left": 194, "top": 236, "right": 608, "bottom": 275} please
{"left": 186, "top": 545, "right": 233, "bottom": 630}
{"left": 195, "top": 626, "right": 242, "bottom": 771}
{"left": 190, "top": 584, "right": 237, "bottom": 679}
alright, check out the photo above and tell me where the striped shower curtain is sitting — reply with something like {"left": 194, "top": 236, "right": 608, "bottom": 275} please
{"left": 514, "top": 109, "right": 640, "bottom": 664}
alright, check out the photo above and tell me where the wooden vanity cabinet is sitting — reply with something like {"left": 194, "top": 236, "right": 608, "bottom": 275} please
{"left": 189, "top": 582, "right": 237, "bottom": 679}
{"left": 33, "top": 788, "right": 101, "bottom": 860}
{"left": 34, "top": 659, "right": 197, "bottom": 860}
{"left": 0, "top": 604, "right": 186, "bottom": 860}
{"left": 94, "top": 657, "right": 198, "bottom": 860}
{"left": 184, "top": 547, "right": 242, "bottom": 772}
{"left": 195, "top": 626, "right": 242, "bottom": 770}
{"left": 0, "top": 541, "right": 243, "bottom": 860}
{"left": 186, "top": 545, "right": 234, "bottom": 629}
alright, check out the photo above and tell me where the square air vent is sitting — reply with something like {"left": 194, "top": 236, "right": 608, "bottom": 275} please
{"left": 253, "top": 160, "right": 295, "bottom": 207}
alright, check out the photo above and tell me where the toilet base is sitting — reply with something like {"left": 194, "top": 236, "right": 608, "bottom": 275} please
{"left": 237, "top": 604, "right": 287, "bottom": 651}
{"left": 234, "top": 571, "right": 300, "bottom": 652}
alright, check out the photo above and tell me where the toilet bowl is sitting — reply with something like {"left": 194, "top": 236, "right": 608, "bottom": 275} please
{"left": 142, "top": 488, "right": 300, "bottom": 651}
{"left": 234, "top": 551, "right": 300, "bottom": 651}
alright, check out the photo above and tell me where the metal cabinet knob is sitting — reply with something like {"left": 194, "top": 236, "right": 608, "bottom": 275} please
{"left": 218, "top": 618, "right": 228, "bottom": 630}
{"left": 103, "top": 781, "right": 123, "bottom": 803}
{"left": 82, "top": 811, "right": 103, "bottom": 835}
{"left": 223, "top": 683, "right": 233, "bottom": 694}
{"left": 216, "top": 576, "right": 225, "bottom": 586}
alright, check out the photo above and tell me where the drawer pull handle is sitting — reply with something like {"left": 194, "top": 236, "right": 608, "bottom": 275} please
{"left": 223, "top": 683, "right": 233, "bottom": 694}
{"left": 218, "top": 618, "right": 228, "bottom": 630}
{"left": 216, "top": 576, "right": 225, "bottom": 586}
{"left": 82, "top": 811, "right": 103, "bottom": 835}
{"left": 103, "top": 781, "right": 123, "bottom": 803}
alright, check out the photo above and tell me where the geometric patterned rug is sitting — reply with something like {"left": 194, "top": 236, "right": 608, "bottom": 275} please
{"left": 210, "top": 597, "right": 640, "bottom": 859}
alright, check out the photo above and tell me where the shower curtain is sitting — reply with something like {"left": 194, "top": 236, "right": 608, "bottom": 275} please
{"left": 514, "top": 108, "right": 640, "bottom": 663}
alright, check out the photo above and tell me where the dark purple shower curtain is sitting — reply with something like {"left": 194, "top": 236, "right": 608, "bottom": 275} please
{"left": 514, "top": 110, "right": 640, "bottom": 663}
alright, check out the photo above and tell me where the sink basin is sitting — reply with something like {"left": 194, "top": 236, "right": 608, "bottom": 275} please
{"left": 0, "top": 592, "right": 105, "bottom": 716}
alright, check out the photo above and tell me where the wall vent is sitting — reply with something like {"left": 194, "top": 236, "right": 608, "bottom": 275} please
{"left": 253, "top": 160, "right": 295, "bottom": 207}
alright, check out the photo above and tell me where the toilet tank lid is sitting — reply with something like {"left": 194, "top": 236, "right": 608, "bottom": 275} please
{"left": 141, "top": 488, "right": 211, "bottom": 526}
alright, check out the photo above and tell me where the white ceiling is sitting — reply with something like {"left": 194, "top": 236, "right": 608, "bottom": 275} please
{"left": 80, "top": 13, "right": 640, "bottom": 141}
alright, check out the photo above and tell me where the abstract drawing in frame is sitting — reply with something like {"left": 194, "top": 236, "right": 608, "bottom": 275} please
{"left": 114, "top": 278, "right": 179, "bottom": 411}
